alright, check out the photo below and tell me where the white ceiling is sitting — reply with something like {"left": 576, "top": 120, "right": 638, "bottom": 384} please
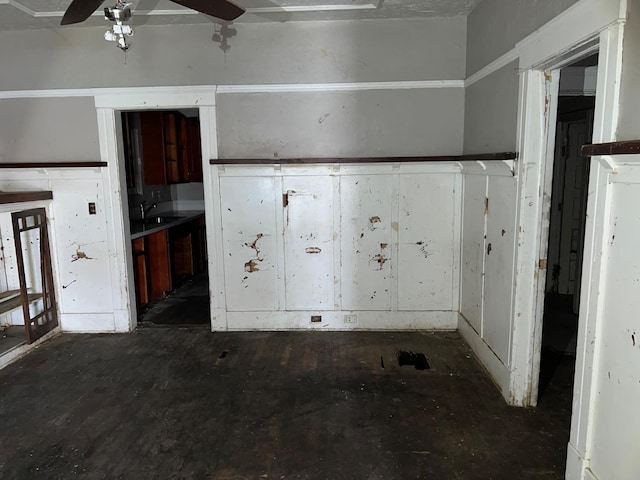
{"left": 0, "top": 0, "right": 482, "bottom": 30}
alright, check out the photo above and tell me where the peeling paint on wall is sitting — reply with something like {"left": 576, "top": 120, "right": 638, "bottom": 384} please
{"left": 71, "top": 249, "right": 93, "bottom": 262}
{"left": 609, "top": 217, "right": 618, "bottom": 246}
{"left": 372, "top": 253, "right": 388, "bottom": 270}
{"left": 243, "top": 234, "right": 264, "bottom": 274}
{"left": 418, "top": 243, "right": 432, "bottom": 260}
{"left": 368, "top": 216, "right": 382, "bottom": 231}
{"left": 244, "top": 260, "right": 260, "bottom": 273}
{"left": 245, "top": 234, "right": 264, "bottom": 257}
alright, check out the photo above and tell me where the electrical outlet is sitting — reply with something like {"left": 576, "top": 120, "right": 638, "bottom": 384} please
{"left": 344, "top": 314, "right": 357, "bottom": 324}
{"left": 311, "top": 315, "right": 322, "bottom": 323}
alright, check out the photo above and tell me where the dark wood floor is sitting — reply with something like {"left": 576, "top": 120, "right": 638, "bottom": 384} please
{"left": 0, "top": 330, "right": 572, "bottom": 479}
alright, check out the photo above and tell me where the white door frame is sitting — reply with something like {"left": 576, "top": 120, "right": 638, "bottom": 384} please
{"left": 565, "top": 23, "right": 624, "bottom": 480}
{"left": 94, "top": 87, "right": 218, "bottom": 332}
{"left": 507, "top": 1, "right": 625, "bottom": 478}
{"left": 498, "top": 0, "right": 626, "bottom": 408}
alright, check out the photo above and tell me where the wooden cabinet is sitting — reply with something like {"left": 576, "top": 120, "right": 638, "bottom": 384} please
{"left": 163, "top": 112, "right": 180, "bottom": 184}
{"left": 135, "top": 111, "right": 202, "bottom": 186}
{"left": 132, "top": 229, "right": 172, "bottom": 309}
{"left": 132, "top": 237, "right": 148, "bottom": 308}
{"left": 188, "top": 117, "right": 204, "bottom": 182}
{"left": 132, "top": 216, "right": 206, "bottom": 310}
{"left": 147, "top": 229, "right": 172, "bottom": 299}
{"left": 139, "top": 111, "right": 168, "bottom": 185}
{"left": 192, "top": 216, "right": 207, "bottom": 272}
{"left": 177, "top": 116, "right": 203, "bottom": 183}
{"left": 169, "top": 216, "right": 207, "bottom": 285}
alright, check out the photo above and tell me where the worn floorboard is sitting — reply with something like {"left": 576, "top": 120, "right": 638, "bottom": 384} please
{"left": 0, "top": 326, "right": 27, "bottom": 355}
{"left": 139, "top": 274, "right": 210, "bottom": 327}
{"left": 0, "top": 330, "right": 571, "bottom": 479}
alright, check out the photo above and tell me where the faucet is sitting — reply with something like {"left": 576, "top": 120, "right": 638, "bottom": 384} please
{"left": 139, "top": 201, "right": 157, "bottom": 220}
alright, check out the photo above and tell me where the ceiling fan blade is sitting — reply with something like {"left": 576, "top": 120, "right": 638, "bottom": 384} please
{"left": 170, "top": 0, "right": 245, "bottom": 21}
{"left": 61, "top": 0, "right": 106, "bottom": 25}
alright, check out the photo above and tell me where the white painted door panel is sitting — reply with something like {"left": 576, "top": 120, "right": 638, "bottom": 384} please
{"left": 220, "top": 176, "right": 280, "bottom": 311}
{"left": 398, "top": 174, "right": 455, "bottom": 311}
{"left": 589, "top": 182, "right": 640, "bottom": 480}
{"left": 460, "top": 175, "right": 488, "bottom": 333}
{"left": 283, "top": 176, "right": 335, "bottom": 310}
{"left": 340, "top": 175, "right": 393, "bottom": 311}
{"left": 482, "top": 176, "right": 517, "bottom": 365}
{"left": 216, "top": 165, "right": 462, "bottom": 329}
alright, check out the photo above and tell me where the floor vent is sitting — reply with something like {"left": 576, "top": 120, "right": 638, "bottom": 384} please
{"left": 397, "top": 351, "right": 430, "bottom": 370}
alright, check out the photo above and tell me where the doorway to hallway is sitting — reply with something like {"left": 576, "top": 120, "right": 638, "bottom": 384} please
{"left": 538, "top": 57, "right": 597, "bottom": 402}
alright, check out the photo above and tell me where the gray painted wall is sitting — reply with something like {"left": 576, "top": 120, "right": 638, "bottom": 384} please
{"left": 463, "top": 61, "right": 519, "bottom": 154}
{"left": 0, "top": 17, "right": 467, "bottom": 163}
{"left": 0, "top": 18, "right": 465, "bottom": 91}
{"left": 0, "top": 97, "right": 100, "bottom": 163}
{"left": 466, "top": 0, "right": 580, "bottom": 75}
{"left": 617, "top": 0, "right": 640, "bottom": 140}
{"left": 218, "top": 88, "right": 465, "bottom": 158}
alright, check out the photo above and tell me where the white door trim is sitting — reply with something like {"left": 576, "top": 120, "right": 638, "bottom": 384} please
{"left": 566, "top": 23, "right": 624, "bottom": 480}
{"left": 507, "top": 0, "right": 625, "bottom": 406}
{"left": 507, "top": 15, "right": 624, "bottom": 480}
{"left": 93, "top": 90, "right": 218, "bottom": 332}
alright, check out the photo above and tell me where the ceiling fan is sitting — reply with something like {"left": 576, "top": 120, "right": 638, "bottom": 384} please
{"left": 61, "top": 0, "right": 245, "bottom": 25}
{"left": 61, "top": 0, "right": 245, "bottom": 50}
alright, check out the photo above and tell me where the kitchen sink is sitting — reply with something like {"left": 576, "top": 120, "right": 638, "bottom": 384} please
{"left": 133, "top": 215, "right": 185, "bottom": 225}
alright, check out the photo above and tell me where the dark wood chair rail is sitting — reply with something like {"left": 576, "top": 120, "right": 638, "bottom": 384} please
{"left": 0, "top": 162, "right": 107, "bottom": 169}
{"left": 581, "top": 141, "right": 640, "bottom": 156}
{"left": 210, "top": 152, "right": 518, "bottom": 165}
{"left": 0, "top": 191, "right": 53, "bottom": 204}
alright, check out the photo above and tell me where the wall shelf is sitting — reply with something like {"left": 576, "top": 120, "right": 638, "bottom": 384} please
{"left": 581, "top": 140, "right": 640, "bottom": 156}
{"left": 0, "top": 191, "right": 53, "bottom": 204}
{"left": 0, "top": 290, "right": 42, "bottom": 317}
{"left": 210, "top": 152, "right": 519, "bottom": 165}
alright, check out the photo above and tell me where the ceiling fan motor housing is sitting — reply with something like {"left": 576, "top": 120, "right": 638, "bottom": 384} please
{"left": 104, "top": 5, "right": 132, "bottom": 22}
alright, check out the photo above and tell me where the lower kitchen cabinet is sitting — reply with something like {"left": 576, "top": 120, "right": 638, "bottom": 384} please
{"left": 132, "top": 216, "right": 206, "bottom": 310}
{"left": 146, "top": 229, "right": 172, "bottom": 300}
{"left": 170, "top": 231, "right": 194, "bottom": 283}
{"left": 131, "top": 237, "right": 148, "bottom": 309}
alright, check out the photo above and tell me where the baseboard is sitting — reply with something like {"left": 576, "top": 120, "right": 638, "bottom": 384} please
{"left": 113, "top": 309, "right": 133, "bottom": 332}
{"left": 566, "top": 442, "right": 596, "bottom": 480}
{"left": 59, "top": 313, "right": 116, "bottom": 333}
{"left": 457, "top": 313, "right": 511, "bottom": 401}
{"left": 216, "top": 310, "right": 458, "bottom": 331}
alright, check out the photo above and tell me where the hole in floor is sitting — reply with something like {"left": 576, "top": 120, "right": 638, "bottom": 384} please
{"left": 219, "top": 350, "right": 229, "bottom": 359}
{"left": 397, "top": 351, "right": 430, "bottom": 370}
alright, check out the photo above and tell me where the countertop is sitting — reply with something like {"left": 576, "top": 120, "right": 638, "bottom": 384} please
{"left": 130, "top": 210, "right": 204, "bottom": 240}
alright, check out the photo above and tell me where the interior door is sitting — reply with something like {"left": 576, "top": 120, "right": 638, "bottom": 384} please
{"left": 558, "top": 120, "right": 590, "bottom": 299}
{"left": 11, "top": 208, "right": 58, "bottom": 343}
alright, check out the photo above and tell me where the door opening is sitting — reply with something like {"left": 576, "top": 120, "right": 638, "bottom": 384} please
{"left": 538, "top": 55, "right": 598, "bottom": 403}
{"left": 118, "top": 109, "right": 209, "bottom": 327}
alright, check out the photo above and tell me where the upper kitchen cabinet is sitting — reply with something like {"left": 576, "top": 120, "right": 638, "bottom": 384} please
{"left": 187, "top": 117, "right": 203, "bottom": 182}
{"left": 177, "top": 115, "right": 204, "bottom": 183}
{"left": 123, "top": 111, "right": 202, "bottom": 186}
